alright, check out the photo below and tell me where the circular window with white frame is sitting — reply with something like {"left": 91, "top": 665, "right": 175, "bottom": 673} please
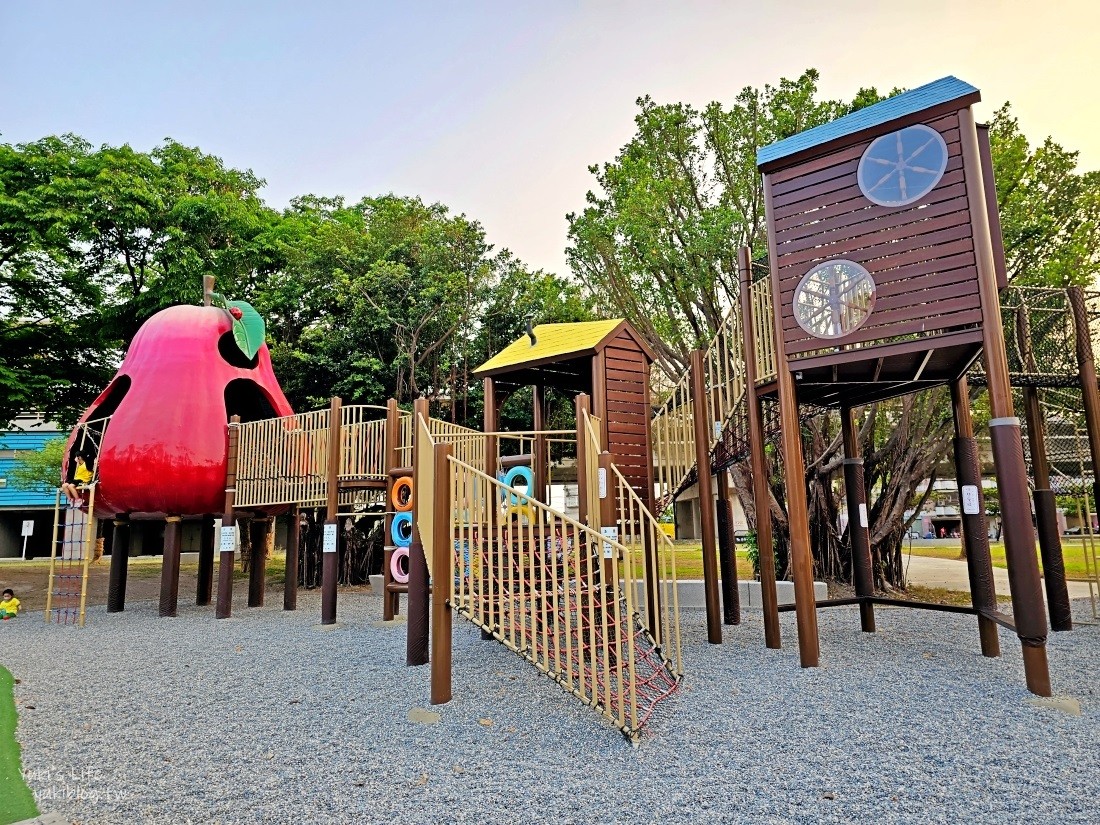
{"left": 857, "top": 124, "right": 949, "bottom": 207}
{"left": 793, "top": 259, "right": 877, "bottom": 339}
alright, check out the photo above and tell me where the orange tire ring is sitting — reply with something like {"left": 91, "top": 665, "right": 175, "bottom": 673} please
{"left": 391, "top": 476, "right": 414, "bottom": 512}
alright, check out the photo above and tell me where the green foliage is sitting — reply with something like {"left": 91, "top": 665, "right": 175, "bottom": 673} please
{"left": 989, "top": 104, "right": 1100, "bottom": 287}
{"left": 566, "top": 69, "right": 889, "bottom": 375}
{"left": 9, "top": 437, "right": 64, "bottom": 492}
{"left": 0, "top": 135, "right": 278, "bottom": 426}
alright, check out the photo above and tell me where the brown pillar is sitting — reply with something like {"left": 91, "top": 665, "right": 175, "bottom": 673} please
{"left": 1017, "top": 307, "right": 1072, "bottom": 631}
{"left": 407, "top": 397, "right": 431, "bottom": 666}
{"left": 689, "top": 349, "right": 722, "bottom": 644}
{"left": 950, "top": 378, "right": 1001, "bottom": 658}
{"left": 840, "top": 406, "right": 875, "bottom": 632}
{"left": 321, "top": 396, "right": 342, "bottom": 625}
{"left": 961, "top": 107, "right": 1050, "bottom": 696}
{"left": 533, "top": 383, "right": 548, "bottom": 504}
{"left": 481, "top": 379, "right": 499, "bottom": 640}
{"left": 216, "top": 416, "right": 241, "bottom": 619}
{"left": 737, "top": 246, "right": 781, "bottom": 649}
{"left": 716, "top": 470, "right": 740, "bottom": 625}
{"left": 248, "top": 517, "right": 270, "bottom": 607}
{"left": 763, "top": 168, "right": 821, "bottom": 668}
{"left": 284, "top": 508, "right": 300, "bottom": 611}
{"left": 159, "top": 516, "right": 182, "bottom": 618}
{"left": 196, "top": 515, "right": 215, "bottom": 606}
{"left": 575, "top": 394, "right": 591, "bottom": 526}
{"left": 430, "top": 442, "right": 453, "bottom": 704}
{"left": 107, "top": 515, "right": 131, "bottom": 613}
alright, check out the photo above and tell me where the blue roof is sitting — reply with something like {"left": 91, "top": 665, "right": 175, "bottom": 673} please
{"left": 757, "top": 76, "right": 980, "bottom": 169}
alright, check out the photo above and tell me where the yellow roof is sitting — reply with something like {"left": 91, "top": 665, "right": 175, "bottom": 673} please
{"left": 474, "top": 319, "right": 626, "bottom": 375}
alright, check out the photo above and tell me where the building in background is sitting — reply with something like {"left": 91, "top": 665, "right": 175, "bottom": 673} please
{"left": 0, "top": 413, "right": 61, "bottom": 558}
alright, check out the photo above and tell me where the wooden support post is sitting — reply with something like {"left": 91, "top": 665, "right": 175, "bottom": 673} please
{"left": 951, "top": 378, "right": 1001, "bottom": 657}
{"left": 407, "top": 396, "right": 431, "bottom": 666}
{"left": 689, "top": 349, "right": 722, "bottom": 644}
{"left": 248, "top": 517, "right": 270, "bottom": 608}
{"left": 598, "top": 452, "right": 616, "bottom": 587}
{"left": 575, "top": 394, "right": 591, "bottom": 526}
{"left": 533, "top": 383, "right": 548, "bottom": 504}
{"left": 1017, "top": 307, "right": 1072, "bottom": 631}
{"left": 107, "top": 514, "right": 130, "bottom": 613}
{"left": 216, "top": 416, "right": 241, "bottom": 619}
{"left": 961, "top": 108, "right": 1049, "bottom": 696}
{"left": 840, "top": 406, "right": 875, "bottom": 632}
{"left": 430, "top": 442, "right": 453, "bottom": 704}
{"left": 283, "top": 507, "right": 299, "bottom": 611}
{"left": 159, "top": 516, "right": 182, "bottom": 618}
{"left": 1070, "top": 285, "right": 1100, "bottom": 561}
{"left": 196, "top": 515, "right": 215, "bottom": 606}
{"left": 481, "top": 379, "right": 499, "bottom": 640}
{"left": 764, "top": 170, "right": 821, "bottom": 667}
{"left": 383, "top": 398, "right": 400, "bottom": 621}
{"left": 716, "top": 469, "right": 740, "bottom": 625}
{"left": 321, "top": 397, "right": 342, "bottom": 625}
{"left": 737, "top": 247, "right": 780, "bottom": 649}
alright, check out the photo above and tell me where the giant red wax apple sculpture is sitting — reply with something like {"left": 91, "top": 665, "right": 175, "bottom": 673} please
{"left": 66, "top": 295, "right": 293, "bottom": 518}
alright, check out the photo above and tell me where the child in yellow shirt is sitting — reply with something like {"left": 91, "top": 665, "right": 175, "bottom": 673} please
{"left": 62, "top": 454, "right": 93, "bottom": 507}
{"left": 0, "top": 589, "right": 19, "bottom": 619}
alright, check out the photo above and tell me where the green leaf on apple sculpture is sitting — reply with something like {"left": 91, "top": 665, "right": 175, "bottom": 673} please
{"left": 227, "top": 300, "right": 266, "bottom": 359}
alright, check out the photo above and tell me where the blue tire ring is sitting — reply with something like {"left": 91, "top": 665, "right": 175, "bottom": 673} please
{"left": 503, "top": 465, "right": 535, "bottom": 505}
{"left": 391, "top": 511, "right": 414, "bottom": 548}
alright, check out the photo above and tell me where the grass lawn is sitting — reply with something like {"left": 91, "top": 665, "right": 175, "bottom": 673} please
{"left": 624, "top": 542, "right": 754, "bottom": 581}
{"left": 903, "top": 540, "right": 1099, "bottom": 580}
{"left": 0, "top": 665, "right": 38, "bottom": 825}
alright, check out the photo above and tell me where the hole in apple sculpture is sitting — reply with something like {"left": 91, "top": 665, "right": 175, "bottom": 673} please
{"left": 65, "top": 299, "right": 294, "bottom": 519}
{"left": 218, "top": 332, "right": 259, "bottom": 369}
{"left": 225, "top": 378, "right": 278, "bottom": 423}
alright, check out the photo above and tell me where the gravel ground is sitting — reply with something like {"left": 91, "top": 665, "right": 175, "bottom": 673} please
{"left": 1, "top": 591, "right": 1097, "bottom": 825}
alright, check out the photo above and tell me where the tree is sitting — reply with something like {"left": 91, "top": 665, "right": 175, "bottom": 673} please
{"left": 568, "top": 71, "right": 963, "bottom": 589}
{"left": 989, "top": 104, "right": 1100, "bottom": 287}
{"left": 0, "top": 135, "right": 281, "bottom": 427}
{"left": 9, "top": 437, "right": 65, "bottom": 492}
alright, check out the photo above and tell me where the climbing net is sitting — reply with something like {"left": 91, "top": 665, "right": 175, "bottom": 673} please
{"left": 451, "top": 526, "right": 680, "bottom": 738}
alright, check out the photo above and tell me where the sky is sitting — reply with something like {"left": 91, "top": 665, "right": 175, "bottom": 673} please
{"left": 2, "top": 1, "right": 1099, "bottom": 277}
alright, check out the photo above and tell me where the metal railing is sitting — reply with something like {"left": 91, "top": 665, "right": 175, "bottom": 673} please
{"left": 750, "top": 277, "right": 777, "bottom": 383}
{"left": 235, "top": 408, "right": 332, "bottom": 508}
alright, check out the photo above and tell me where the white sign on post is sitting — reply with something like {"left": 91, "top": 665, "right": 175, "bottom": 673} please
{"left": 858, "top": 504, "right": 869, "bottom": 528}
{"left": 323, "top": 523, "right": 338, "bottom": 554}
{"left": 21, "top": 520, "right": 34, "bottom": 537}
{"left": 600, "top": 526, "right": 618, "bottom": 559}
{"left": 598, "top": 468, "right": 607, "bottom": 499}
{"left": 219, "top": 524, "right": 237, "bottom": 553}
{"left": 961, "top": 485, "right": 980, "bottom": 516}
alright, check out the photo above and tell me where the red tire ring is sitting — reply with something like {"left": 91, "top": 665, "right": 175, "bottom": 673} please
{"left": 391, "top": 476, "right": 414, "bottom": 512}
{"left": 390, "top": 546, "right": 410, "bottom": 584}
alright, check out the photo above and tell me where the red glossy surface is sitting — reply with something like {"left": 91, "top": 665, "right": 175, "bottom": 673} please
{"left": 65, "top": 305, "right": 293, "bottom": 518}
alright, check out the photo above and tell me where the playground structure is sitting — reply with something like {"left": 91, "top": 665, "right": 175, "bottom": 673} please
{"left": 46, "top": 75, "right": 1100, "bottom": 737}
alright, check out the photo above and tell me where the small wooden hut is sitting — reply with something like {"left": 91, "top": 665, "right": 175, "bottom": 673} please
{"left": 474, "top": 319, "right": 656, "bottom": 509}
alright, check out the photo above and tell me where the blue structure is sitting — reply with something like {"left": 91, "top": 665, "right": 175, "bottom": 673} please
{"left": 756, "top": 76, "right": 980, "bottom": 168}
{"left": 0, "top": 414, "right": 62, "bottom": 557}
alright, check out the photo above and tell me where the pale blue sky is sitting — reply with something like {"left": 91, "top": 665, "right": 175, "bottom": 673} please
{"left": 3, "top": 1, "right": 1098, "bottom": 275}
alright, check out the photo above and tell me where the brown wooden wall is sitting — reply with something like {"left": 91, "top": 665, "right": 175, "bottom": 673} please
{"left": 768, "top": 111, "right": 982, "bottom": 359}
{"left": 594, "top": 328, "right": 654, "bottom": 511}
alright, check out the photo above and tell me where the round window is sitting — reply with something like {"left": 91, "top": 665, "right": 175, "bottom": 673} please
{"left": 794, "top": 260, "right": 876, "bottom": 339}
{"left": 857, "top": 124, "right": 948, "bottom": 207}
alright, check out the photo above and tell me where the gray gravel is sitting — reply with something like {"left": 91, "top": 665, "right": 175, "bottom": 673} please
{"left": 1, "top": 591, "right": 1098, "bottom": 824}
